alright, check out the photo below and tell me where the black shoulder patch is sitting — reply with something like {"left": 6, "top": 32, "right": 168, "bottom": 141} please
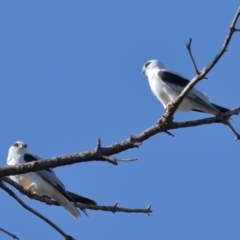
{"left": 24, "top": 153, "right": 38, "bottom": 162}
{"left": 158, "top": 70, "right": 190, "bottom": 87}
{"left": 24, "top": 153, "right": 52, "bottom": 172}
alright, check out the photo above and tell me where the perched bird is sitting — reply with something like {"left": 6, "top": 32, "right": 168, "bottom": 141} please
{"left": 142, "top": 59, "right": 232, "bottom": 118}
{"left": 7, "top": 141, "right": 96, "bottom": 219}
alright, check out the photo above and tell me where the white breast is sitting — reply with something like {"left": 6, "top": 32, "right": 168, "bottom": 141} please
{"left": 147, "top": 71, "right": 171, "bottom": 109}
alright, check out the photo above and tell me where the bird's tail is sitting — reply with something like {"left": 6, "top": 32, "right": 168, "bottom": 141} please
{"left": 54, "top": 192, "right": 80, "bottom": 218}
{"left": 212, "top": 103, "right": 238, "bottom": 115}
{"left": 190, "top": 98, "right": 237, "bottom": 116}
{"left": 67, "top": 191, "right": 97, "bottom": 205}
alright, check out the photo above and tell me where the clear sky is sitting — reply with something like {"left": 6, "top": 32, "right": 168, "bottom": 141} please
{"left": 0, "top": 1, "right": 240, "bottom": 240}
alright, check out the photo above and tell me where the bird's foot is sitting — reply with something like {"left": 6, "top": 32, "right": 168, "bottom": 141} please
{"left": 43, "top": 195, "right": 52, "bottom": 205}
{"left": 165, "top": 101, "right": 173, "bottom": 112}
{"left": 24, "top": 188, "right": 33, "bottom": 200}
{"left": 25, "top": 183, "right": 37, "bottom": 199}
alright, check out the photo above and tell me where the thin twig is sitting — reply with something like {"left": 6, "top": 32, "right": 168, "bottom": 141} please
{"left": 163, "top": 130, "right": 175, "bottom": 137}
{"left": 223, "top": 120, "right": 240, "bottom": 141}
{"left": 101, "top": 155, "right": 137, "bottom": 162}
{"left": 2, "top": 177, "right": 151, "bottom": 214}
{"left": 78, "top": 202, "right": 152, "bottom": 214}
{"left": 0, "top": 228, "right": 19, "bottom": 240}
{"left": 186, "top": 38, "right": 205, "bottom": 76}
{"left": 0, "top": 181, "right": 75, "bottom": 240}
{"left": 95, "top": 138, "right": 101, "bottom": 151}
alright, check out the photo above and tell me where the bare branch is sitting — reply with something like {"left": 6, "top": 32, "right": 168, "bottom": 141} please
{"left": 163, "top": 130, "right": 175, "bottom": 137}
{"left": 83, "top": 202, "right": 152, "bottom": 214}
{"left": 2, "top": 177, "right": 151, "bottom": 215}
{"left": 186, "top": 38, "right": 206, "bottom": 76}
{"left": 0, "top": 228, "right": 19, "bottom": 240}
{"left": 0, "top": 107, "right": 240, "bottom": 178}
{"left": 95, "top": 138, "right": 101, "bottom": 151}
{"left": 223, "top": 120, "right": 240, "bottom": 141}
{"left": 101, "top": 155, "right": 137, "bottom": 162}
{"left": 0, "top": 181, "right": 75, "bottom": 240}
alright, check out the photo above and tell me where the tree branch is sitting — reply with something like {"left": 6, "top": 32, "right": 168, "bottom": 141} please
{"left": 186, "top": 38, "right": 206, "bottom": 76}
{"left": 0, "top": 8, "right": 239, "bottom": 180}
{"left": 0, "top": 228, "right": 19, "bottom": 240}
{"left": 161, "top": 7, "right": 240, "bottom": 121}
{"left": 0, "top": 181, "right": 75, "bottom": 240}
{"left": 2, "top": 177, "right": 152, "bottom": 215}
{"left": 0, "top": 107, "right": 240, "bottom": 178}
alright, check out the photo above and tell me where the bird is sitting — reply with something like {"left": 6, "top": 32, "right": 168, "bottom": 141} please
{"left": 7, "top": 141, "right": 97, "bottom": 219}
{"left": 142, "top": 59, "right": 233, "bottom": 120}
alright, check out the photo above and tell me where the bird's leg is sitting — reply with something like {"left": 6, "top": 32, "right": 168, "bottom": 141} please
{"left": 158, "top": 101, "right": 174, "bottom": 123}
{"left": 25, "top": 183, "right": 37, "bottom": 199}
{"left": 165, "top": 101, "right": 174, "bottom": 112}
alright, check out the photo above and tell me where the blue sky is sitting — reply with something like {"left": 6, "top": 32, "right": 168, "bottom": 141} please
{"left": 0, "top": 1, "right": 240, "bottom": 240}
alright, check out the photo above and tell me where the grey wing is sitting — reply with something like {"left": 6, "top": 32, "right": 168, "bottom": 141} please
{"left": 26, "top": 153, "right": 68, "bottom": 195}
{"left": 38, "top": 168, "right": 66, "bottom": 191}
{"left": 27, "top": 153, "right": 79, "bottom": 203}
{"left": 159, "top": 70, "right": 219, "bottom": 111}
{"left": 38, "top": 168, "right": 82, "bottom": 210}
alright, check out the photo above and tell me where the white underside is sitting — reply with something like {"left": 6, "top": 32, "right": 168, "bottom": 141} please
{"left": 8, "top": 158, "right": 80, "bottom": 218}
{"left": 147, "top": 70, "right": 219, "bottom": 115}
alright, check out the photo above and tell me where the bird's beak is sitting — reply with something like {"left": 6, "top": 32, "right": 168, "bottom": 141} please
{"left": 19, "top": 144, "right": 26, "bottom": 149}
{"left": 142, "top": 67, "right": 145, "bottom": 74}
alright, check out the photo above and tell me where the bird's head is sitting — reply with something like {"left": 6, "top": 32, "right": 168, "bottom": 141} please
{"left": 9, "top": 141, "right": 28, "bottom": 155}
{"left": 142, "top": 59, "right": 166, "bottom": 75}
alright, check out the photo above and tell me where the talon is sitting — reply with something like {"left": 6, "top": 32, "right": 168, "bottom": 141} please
{"left": 165, "top": 101, "right": 173, "bottom": 112}
{"left": 43, "top": 196, "right": 51, "bottom": 205}
{"left": 24, "top": 188, "right": 33, "bottom": 200}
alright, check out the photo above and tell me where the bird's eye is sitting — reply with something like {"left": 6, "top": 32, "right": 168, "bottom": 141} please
{"left": 13, "top": 142, "right": 19, "bottom": 147}
{"left": 145, "top": 62, "right": 151, "bottom": 68}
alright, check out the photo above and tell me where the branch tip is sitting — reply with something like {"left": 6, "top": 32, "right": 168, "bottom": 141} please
{"left": 96, "top": 138, "right": 101, "bottom": 151}
{"left": 65, "top": 236, "right": 75, "bottom": 240}
{"left": 113, "top": 201, "right": 118, "bottom": 207}
{"left": 186, "top": 37, "right": 201, "bottom": 75}
{"left": 116, "top": 157, "right": 138, "bottom": 162}
{"left": 164, "top": 130, "right": 175, "bottom": 137}
{"left": 234, "top": 136, "right": 240, "bottom": 142}
{"left": 186, "top": 38, "right": 192, "bottom": 50}
{"left": 101, "top": 155, "right": 136, "bottom": 163}
{"left": 146, "top": 204, "right": 151, "bottom": 211}
{"left": 223, "top": 120, "right": 240, "bottom": 141}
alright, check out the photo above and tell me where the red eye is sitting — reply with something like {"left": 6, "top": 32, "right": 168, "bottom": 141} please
{"left": 145, "top": 62, "right": 151, "bottom": 68}
{"left": 13, "top": 142, "right": 19, "bottom": 147}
